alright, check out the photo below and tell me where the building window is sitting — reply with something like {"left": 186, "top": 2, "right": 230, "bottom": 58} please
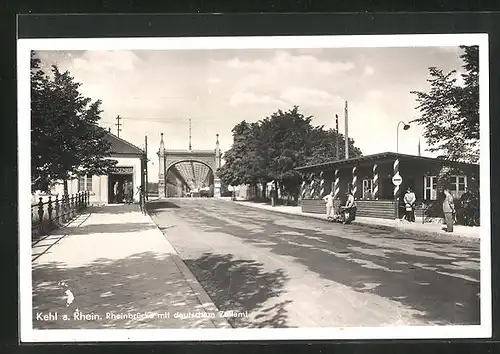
{"left": 424, "top": 175, "right": 468, "bottom": 200}
{"left": 78, "top": 175, "right": 92, "bottom": 192}
{"left": 362, "top": 179, "right": 373, "bottom": 199}
{"left": 424, "top": 175, "right": 437, "bottom": 200}
{"left": 450, "top": 175, "right": 467, "bottom": 198}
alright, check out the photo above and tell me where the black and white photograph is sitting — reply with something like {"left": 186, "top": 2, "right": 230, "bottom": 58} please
{"left": 18, "top": 33, "right": 491, "bottom": 342}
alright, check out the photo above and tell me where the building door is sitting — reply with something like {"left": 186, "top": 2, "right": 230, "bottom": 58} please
{"left": 381, "top": 176, "right": 393, "bottom": 199}
{"left": 107, "top": 167, "right": 134, "bottom": 204}
{"left": 362, "top": 179, "right": 373, "bottom": 199}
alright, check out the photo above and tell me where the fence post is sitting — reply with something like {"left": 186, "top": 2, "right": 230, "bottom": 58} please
{"left": 47, "top": 196, "right": 53, "bottom": 229}
{"left": 86, "top": 191, "right": 89, "bottom": 207}
{"left": 64, "top": 194, "right": 69, "bottom": 223}
{"left": 55, "top": 195, "right": 60, "bottom": 225}
{"left": 38, "top": 197, "right": 44, "bottom": 235}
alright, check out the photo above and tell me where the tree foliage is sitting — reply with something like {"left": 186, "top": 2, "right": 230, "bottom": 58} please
{"left": 217, "top": 106, "right": 362, "bottom": 201}
{"left": 410, "top": 45, "right": 479, "bottom": 163}
{"left": 31, "top": 51, "right": 118, "bottom": 193}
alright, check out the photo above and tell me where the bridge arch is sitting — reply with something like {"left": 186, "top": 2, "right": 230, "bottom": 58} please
{"left": 165, "top": 159, "right": 215, "bottom": 197}
{"left": 156, "top": 133, "right": 223, "bottom": 198}
{"left": 166, "top": 159, "right": 215, "bottom": 175}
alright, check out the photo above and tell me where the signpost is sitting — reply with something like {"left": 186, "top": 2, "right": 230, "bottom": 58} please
{"left": 392, "top": 172, "right": 403, "bottom": 219}
{"left": 392, "top": 173, "right": 402, "bottom": 186}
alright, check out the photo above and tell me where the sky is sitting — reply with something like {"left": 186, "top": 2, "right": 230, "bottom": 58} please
{"left": 36, "top": 46, "right": 466, "bottom": 181}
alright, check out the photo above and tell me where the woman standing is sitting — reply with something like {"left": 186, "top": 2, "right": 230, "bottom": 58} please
{"left": 403, "top": 187, "right": 416, "bottom": 222}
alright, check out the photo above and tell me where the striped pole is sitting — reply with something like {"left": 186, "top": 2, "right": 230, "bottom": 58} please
{"left": 333, "top": 169, "right": 340, "bottom": 199}
{"left": 372, "top": 164, "right": 379, "bottom": 200}
{"left": 309, "top": 174, "right": 316, "bottom": 198}
{"left": 319, "top": 171, "right": 325, "bottom": 197}
{"left": 301, "top": 180, "right": 306, "bottom": 199}
{"left": 352, "top": 166, "right": 357, "bottom": 199}
{"left": 393, "top": 159, "right": 400, "bottom": 198}
{"left": 393, "top": 158, "right": 400, "bottom": 218}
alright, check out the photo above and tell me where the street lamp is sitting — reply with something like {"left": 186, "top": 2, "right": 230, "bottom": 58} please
{"left": 397, "top": 121, "right": 411, "bottom": 153}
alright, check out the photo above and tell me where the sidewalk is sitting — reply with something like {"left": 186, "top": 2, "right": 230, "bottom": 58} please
{"left": 31, "top": 204, "right": 231, "bottom": 329}
{"left": 231, "top": 200, "right": 481, "bottom": 243}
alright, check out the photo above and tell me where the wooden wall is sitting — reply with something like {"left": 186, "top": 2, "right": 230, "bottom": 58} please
{"left": 301, "top": 199, "right": 397, "bottom": 219}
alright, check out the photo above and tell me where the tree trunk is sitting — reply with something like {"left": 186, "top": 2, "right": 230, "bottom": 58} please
{"left": 63, "top": 179, "right": 69, "bottom": 199}
{"left": 63, "top": 179, "right": 69, "bottom": 220}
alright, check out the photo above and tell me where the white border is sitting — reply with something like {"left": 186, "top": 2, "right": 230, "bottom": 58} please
{"left": 18, "top": 33, "right": 491, "bottom": 342}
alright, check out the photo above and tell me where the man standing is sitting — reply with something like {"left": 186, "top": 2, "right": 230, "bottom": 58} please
{"left": 125, "top": 181, "right": 133, "bottom": 204}
{"left": 270, "top": 186, "right": 277, "bottom": 207}
{"left": 403, "top": 187, "right": 416, "bottom": 222}
{"left": 323, "top": 190, "right": 335, "bottom": 221}
{"left": 460, "top": 187, "right": 473, "bottom": 226}
{"left": 113, "top": 181, "right": 120, "bottom": 204}
{"left": 443, "top": 187, "right": 456, "bottom": 232}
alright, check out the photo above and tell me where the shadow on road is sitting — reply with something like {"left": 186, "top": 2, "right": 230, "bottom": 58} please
{"left": 32, "top": 251, "right": 215, "bottom": 329}
{"left": 168, "top": 201, "right": 480, "bottom": 326}
{"left": 147, "top": 201, "right": 181, "bottom": 212}
{"left": 63, "top": 222, "right": 157, "bottom": 236}
{"left": 184, "top": 252, "right": 291, "bottom": 328}
{"left": 87, "top": 205, "right": 141, "bottom": 214}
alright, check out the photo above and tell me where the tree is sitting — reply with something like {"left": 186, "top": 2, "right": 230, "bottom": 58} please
{"left": 304, "top": 126, "right": 362, "bottom": 166}
{"left": 217, "top": 121, "right": 264, "bottom": 188}
{"left": 31, "top": 51, "right": 118, "bottom": 194}
{"left": 31, "top": 51, "right": 53, "bottom": 192}
{"left": 410, "top": 45, "right": 479, "bottom": 163}
{"left": 258, "top": 106, "right": 315, "bottom": 200}
{"left": 219, "top": 106, "right": 363, "bottom": 203}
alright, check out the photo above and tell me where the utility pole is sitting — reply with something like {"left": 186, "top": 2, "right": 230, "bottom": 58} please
{"left": 188, "top": 118, "right": 192, "bottom": 151}
{"left": 115, "top": 115, "right": 122, "bottom": 138}
{"left": 144, "top": 135, "right": 148, "bottom": 200}
{"left": 344, "top": 101, "right": 349, "bottom": 160}
{"left": 335, "top": 113, "right": 340, "bottom": 161}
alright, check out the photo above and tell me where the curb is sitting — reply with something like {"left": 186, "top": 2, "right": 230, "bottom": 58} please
{"left": 232, "top": 201, "right": 480, "bottom": 245}
{"left": 145, "top": 211, "right": 232, "bottom": 329}
{"left": 169, "top": 254, "right": 232, "bottom": 328}
{"left": 351, "top": 220, "right": 480, "bottom": 245}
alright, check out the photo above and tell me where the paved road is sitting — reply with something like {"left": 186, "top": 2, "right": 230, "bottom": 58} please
{"left": 148, "top": 198, "right": 480, "bottom": 328}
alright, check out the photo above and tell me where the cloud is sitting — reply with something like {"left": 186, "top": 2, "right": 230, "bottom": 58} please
{"left": 364, "top": 65, "right": 374, "bottom": 76}
{"left": 229, "top": 92, "right": 285, "bottom": 107}
{"left": 280, "top": 87, "right": 344, "bottom": 107}
{"left": 72, "top": 50, "right": 140, "bottom": 73}
{"left": 221, "top": 51, "right": 355, "bottom": 92}
{"left": 207, "top": 77, "right": 221, "bottom": 84}
{"left": 366, "top": 90, "right": 383, "bottom": 100}
{"left": 227, "top": 51, "right": 354, "bottom": 75}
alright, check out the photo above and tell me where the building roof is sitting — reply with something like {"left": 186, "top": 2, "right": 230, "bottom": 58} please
{"left": 295, "top": 151, "right": 479, "bottom": 172}
{"left": 104, "top": 132, "right": 144, "bottom": 156}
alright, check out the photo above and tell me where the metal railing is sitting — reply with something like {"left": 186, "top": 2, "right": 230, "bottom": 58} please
{"left": 31, "top": 191, "right": 90, "bottom": 238}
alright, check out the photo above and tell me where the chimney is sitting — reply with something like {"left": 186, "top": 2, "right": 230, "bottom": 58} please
{"left": 344, "top": 101, "right": 349, "bottom": 160}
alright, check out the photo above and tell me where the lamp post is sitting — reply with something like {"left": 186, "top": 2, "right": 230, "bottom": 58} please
{"left": 397, "top": 121, "right": 411, "bottom": 153}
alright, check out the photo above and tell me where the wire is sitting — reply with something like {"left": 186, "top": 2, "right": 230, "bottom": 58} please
{"left": 110, "top": 116, "right": 217, "bottom": 125}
